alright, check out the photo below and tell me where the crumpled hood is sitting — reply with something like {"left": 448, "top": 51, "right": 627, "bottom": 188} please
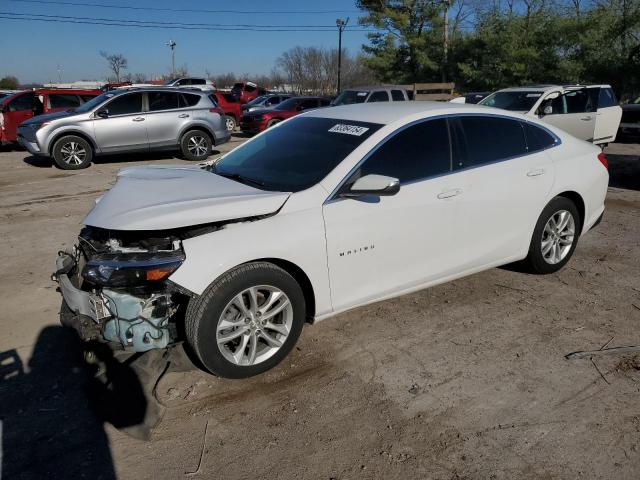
{"left": 83, "top": 165, "right": 290, "bottom": 230}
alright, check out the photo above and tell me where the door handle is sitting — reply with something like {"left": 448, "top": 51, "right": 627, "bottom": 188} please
{"left": 580, "top": 116, "right": 592, "bottom": 121}
{"left": 437, "top": 188, "right": 463, "bottom": 200}
{"left": 132, "top": 117, "right": 145, "bottom": 122}
{"left": 178, "top": 113, "right": 189, "bottom": 118}
{"left": 527, "top": 168, "right": 545, "bottom": 177}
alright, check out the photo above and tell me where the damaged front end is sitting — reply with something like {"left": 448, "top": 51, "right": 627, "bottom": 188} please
{"left": 53, "top": 226, "right": 195, "bottom": 352}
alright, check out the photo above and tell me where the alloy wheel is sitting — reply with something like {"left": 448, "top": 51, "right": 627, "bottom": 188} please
{"left": 187, "top": 135, "right": 208, "bottom": 157}
{"left": 60, "top": 141, "right": 87, "bottom": 165}
{"left": 216, "top": 285, "right": 293, "bottom": 366}
{"left": 541, "top": 209, "right": 575, "bottom": 264}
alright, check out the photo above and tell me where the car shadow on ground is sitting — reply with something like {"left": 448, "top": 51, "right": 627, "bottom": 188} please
{"left": 607, "top": 152, "right": 640, "bottom": 191}
{"left": 0, "top": 325, "right": 175, "bottom": 479}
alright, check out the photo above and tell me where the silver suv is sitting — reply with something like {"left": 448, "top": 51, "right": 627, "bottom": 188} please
{"left": 17, "top": 88, "right": 230, "bottom": 169}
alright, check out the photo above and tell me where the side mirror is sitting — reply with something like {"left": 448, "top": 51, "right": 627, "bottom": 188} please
{"left": 96, "top": 109, "right": 109, "bottom": 118}
{"left": 340, "top": 174, "right": 400, "bottom": 198}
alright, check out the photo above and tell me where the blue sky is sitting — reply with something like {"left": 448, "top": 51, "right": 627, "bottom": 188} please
{"left": 1, "top": 0, "right": 371, "bottom": 83}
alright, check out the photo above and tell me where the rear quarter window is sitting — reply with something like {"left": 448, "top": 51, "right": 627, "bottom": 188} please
{"left": 522, "top": 122, "right": 557, "bottom": 152}
{"left": 182, "top": 93, "right": 202, "bottom": 107}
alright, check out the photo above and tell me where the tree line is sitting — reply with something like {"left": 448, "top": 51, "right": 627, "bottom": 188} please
{"left": 357, "top": 0, "right": 640, "bottom": 99}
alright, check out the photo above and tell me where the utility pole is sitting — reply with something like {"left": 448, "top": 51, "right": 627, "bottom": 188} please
{"left": 166, "top": 40, "right": 177, "bottom": 77}
{"left": 335, "top": 17, "right": 349, "bottom": 94}
{"left": 56, "top": 64, "right": 62, "bottom": 83}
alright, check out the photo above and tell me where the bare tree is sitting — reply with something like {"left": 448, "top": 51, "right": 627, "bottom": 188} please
{"left": 99, "top": 51, "right": 128, "bottom": 82}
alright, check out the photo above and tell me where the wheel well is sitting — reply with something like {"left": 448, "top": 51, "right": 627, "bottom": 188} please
{"left": 257, "top": 258, "right": 316, "bottom": 321}
{"left": 49, "top": 131, "right": 96, "bottom": 156}
{"left": 557, "top": 191, "right": 585, "bottom": 232}
{"left": 181, "top": 127, "right": 215, "bottom": 146}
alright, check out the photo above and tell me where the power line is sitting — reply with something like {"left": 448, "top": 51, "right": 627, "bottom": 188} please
{"left": 0, "top": 13, "right": 375, "bottom": 32}
{"left": 8, "top": 0, "right": 362, "bottom": 15}
{"left": 0, "top": 11, "right": 352, "bottom": 29}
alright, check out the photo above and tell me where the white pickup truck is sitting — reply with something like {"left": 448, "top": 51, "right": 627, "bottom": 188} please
{"left": 478, "top": 85, "right": 622, "bottom": 146}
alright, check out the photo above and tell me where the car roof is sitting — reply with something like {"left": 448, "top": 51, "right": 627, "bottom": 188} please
{"left": 304, "top": 101, "right": 522, "bottom": 125}
{"left": 496, "top": 84, "right": 612, "bottom": 93}
{"left": 342, "top": 85, "right": 407, "bottom": 91}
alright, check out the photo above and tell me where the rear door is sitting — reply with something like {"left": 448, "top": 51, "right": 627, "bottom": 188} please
{"left": 592, "top": 86, "right": 622, "bottom": 144}
{"left": 448, "top": 115, "right": 555, "bottom": 270}
{"left": 538, "top": 88, "right": 596, "bottom": 141}
{"left": 2, "top": 93, "right": 36, "bottom": 142}
{"left": 92, "top": 92, "right": 148, "bottom": 153}
{"left": 145, "top": 91, "right": 192, "bottom": 149}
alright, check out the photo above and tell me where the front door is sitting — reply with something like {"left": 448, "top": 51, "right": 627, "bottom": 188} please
{"left": 322, "top": 118, "right": 462, "bottom": 312}
{"left": 2, "top": 92, "right": 37, "bottom": 142}
{"left": 537, "top": 88, "right": 596, "bottom": 141}
{"left": 92, "top": 92, "right": 148, "bottom": 153}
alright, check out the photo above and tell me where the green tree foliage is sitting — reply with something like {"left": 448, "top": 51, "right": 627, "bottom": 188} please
{"left": 0, "top": 76, "right": 20, "bottom": 89}
{"left": 358, "top": 0, "right": 640, "bottom": 96}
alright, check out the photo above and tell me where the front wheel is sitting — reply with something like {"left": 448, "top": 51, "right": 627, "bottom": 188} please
{"left": 52, "top": 135, "right": 93, "bottom": 169}
{"left": 185, "top": 262, "right": 306, "bottom": 378}
{"left": 180, "top": 130, "right": 212, "bottom": 160}
{"left": 522, "top": 196, "right": 581, "bottom": 274}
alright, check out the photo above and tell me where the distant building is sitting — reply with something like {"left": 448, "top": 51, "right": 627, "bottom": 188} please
{"left": 42, "top": 81, "right": 103, "bottom": 89}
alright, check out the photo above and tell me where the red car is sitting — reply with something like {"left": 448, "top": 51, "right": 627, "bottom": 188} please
{"left": 211, "top": 92, "right": 243, "bottom": 131}
{"left": 1, "top": 88, "right": 101, "bottom": 145}
{"left": 240, "top": 96, "right": 331, "bottom": 133}
{"left": 231, "top": 81, "right": 267, "bottom": 104}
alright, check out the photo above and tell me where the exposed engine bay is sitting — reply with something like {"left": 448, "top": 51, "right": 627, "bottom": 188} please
{"left": 55, "top": 225, "right": 204, "bottom": 352}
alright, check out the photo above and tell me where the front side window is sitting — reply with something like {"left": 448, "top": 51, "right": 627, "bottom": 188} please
{"left": 368, "top": 91, "right": 390, "bottom": 102}
{"left": 391, "top": 90, "right": 406, "bottom": 101}
{"left": 357, "top": 119, "right": 451, "bottom": 183}
{"left": 8, "top": 93, "right": 35, "bottom": 112}
{"left": 148, "top": 91, "right": 180, "bottom": 111}
{"left": 332, "top": 90, "right": 369, "bottom": 106}
{"left": 299, "top": 99, "right": 319, "bottom": 110}
{"left": 454, "top": 116, "right": 527, "bottom": 168}
{"left": 49, "top": 94, "right": 81, "bottom": 109}
{"left": 214, "top": 117, "right": 382, "bottom": 192}
{"left": 104, "top": 92, "right": 143, "bottom": 116}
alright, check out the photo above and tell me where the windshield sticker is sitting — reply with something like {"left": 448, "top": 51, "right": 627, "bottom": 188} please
{"left": 329, "top": 124, "right": 370, "bottom": 136}
{"left": 526, "top": 93, "right": 542, "bottom": 97}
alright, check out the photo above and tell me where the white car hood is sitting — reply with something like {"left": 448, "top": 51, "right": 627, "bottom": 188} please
{"left": 83, "top": 165, "right": 290, "bottom": 230}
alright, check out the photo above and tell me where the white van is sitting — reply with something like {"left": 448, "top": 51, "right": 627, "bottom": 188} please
{"left": 479, "top": 85, "right": 622, "bottom": 145}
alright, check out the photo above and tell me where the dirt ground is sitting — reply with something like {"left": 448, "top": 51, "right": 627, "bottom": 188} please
{"left": 0, "top": 138, "right": 639, "bottom": 480}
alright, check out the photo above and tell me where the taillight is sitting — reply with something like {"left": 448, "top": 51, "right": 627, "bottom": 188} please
{"left": 597, "top": 152, "right": 608, "bottom": 170}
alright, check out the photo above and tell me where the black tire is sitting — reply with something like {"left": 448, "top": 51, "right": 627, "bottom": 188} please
{"left": 180, "top": 130, "right": 212, "bottom": 161}
{"left": 224, "top": 115, "right": 237, "bottom": 132}
{"left": 522, "top": 196, "right": 581, "bottom": 274}
{"left": 266, "top": 119, "right": 282, "bottom": 128}
{"left": 52, "top": 135, "right": 93, "bottom": 170}
{"left": 185, "top": 262, "right": 306, "bottom": 379}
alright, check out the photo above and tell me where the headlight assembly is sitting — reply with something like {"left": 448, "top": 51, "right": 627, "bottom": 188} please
{"left": 82, "top": 251, "right": 185, "bottom": 287}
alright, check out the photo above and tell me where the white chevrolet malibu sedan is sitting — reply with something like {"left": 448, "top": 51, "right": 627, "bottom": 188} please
{"left": 54, "top": 102, "right": 609, "bottom": 378}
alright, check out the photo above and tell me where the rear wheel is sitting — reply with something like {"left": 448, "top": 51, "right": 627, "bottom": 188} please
{"left": 224, "top": 115, "right": 236, "bottom": 132}
{"left": 185, "top": 262, "right": 305, "bottom": 378}
{"left": 52, "top": 135, "right": 93, "bottom": 170}
{"left": 180, "top": 130, "right": 212, "bottom": 160}
{"left": 522, "top": 196, "right": 580, "bottom": 274}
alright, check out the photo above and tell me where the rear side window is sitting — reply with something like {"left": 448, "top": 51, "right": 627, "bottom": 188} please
{"left": 148, "top": 91, "right": 180, "bottom": 111}
{"left": 105, "top": 93, "right": 143, "bottom": 115}
{"left": 522, "top": 122, "right": 557, "bottom": 152}
{"left": 49, "top": 94, "right": 81, "bottom": 109}
{"left": 391, "top": 90, "right": 405, "bottom": 101}
{"left": 319, "top": 98, "right": 331, "bottom": 107}
{"left": 191, "top": 78, "right": 206, "bottom": 85}
{"left": 182, "top": 93, "right": 201, "bottom": 107}
{"left": 300, "top": 99, "right": 319, "bottom": 110}
{"left": 359, "top": 119, "right": 451, "bottom": 183}
{"left": 564, "top": 89, "right": 591, "bottom": 113}
{"left": 368, "top": 91, "right": 390, "bottom": 102}
{"left": 222, "top": 93, "right": 238, "bottom": 103}
{"left": 455, "top": 116, "right": 527, "bottom": 168}
{"left": 598, "top": 88, "right": 618, "bottom": 108}
{"left": 80, "top": 94, "right": 97, "bottom": 102}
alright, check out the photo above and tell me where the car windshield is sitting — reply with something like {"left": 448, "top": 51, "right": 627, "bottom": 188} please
{"left": 332, "top": 90, "right": 369, "bottom": 106}
{"left": 71, "top": 91, "right": 117, "bottom": 113}
{"left": 163, "top": 78, "right": 179, "bottom": 86}
{"left": 246, "top": 95, "right": 269, "bottom": 106}
{"left": 214, "top": 116, "right": 383, "bottom": 192}
{"left": 274, "top": 98, "right": 304, "bottom": 111}
{"left": 479, "top": 91, "right": 543, "bottom": 111}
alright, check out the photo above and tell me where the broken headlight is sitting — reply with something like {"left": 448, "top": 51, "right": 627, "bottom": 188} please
{"left": 82, "top": 251, "right": 185, "bottom": 287}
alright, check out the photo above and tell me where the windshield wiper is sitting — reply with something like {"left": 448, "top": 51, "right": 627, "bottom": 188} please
{"left": 215, "top": 171, "right": 267, "bottom": 189}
